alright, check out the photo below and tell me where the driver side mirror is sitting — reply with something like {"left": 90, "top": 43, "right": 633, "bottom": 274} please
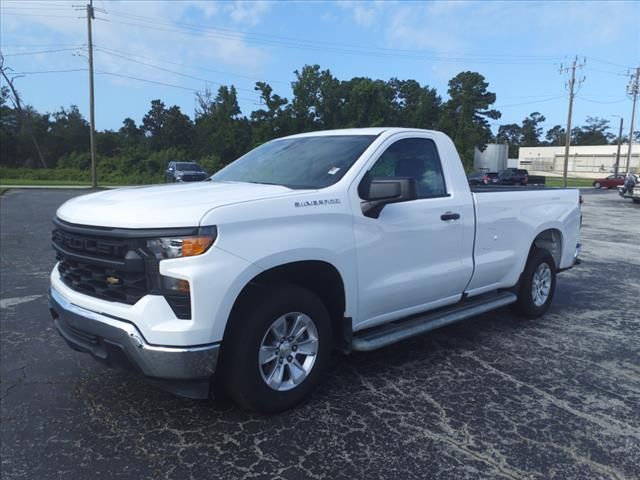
{"left": 360, "top": 177, "right": 418, "bottom": 218}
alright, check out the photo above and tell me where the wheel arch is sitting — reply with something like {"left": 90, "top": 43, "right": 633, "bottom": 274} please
{"left": 529, "top": 228, "right": 564, "bottom": 269}
{"left": 224, "top": 260, "right": 349, "bottom": 348}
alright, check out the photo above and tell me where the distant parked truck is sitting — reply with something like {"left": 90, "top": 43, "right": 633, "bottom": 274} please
{"left": 498, "top": 168, "right": 529, "bottom": 186}
{"left": 165, "top": 161, "right": 208, "bottom": 183}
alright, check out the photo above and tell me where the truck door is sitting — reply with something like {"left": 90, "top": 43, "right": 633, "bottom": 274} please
{"left": 351, "top": 135, "right": 475, "bottom": 331}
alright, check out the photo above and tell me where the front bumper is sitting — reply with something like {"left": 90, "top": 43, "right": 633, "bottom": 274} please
{"left": 49, "top": 287, "right": 220, "bottom": 398}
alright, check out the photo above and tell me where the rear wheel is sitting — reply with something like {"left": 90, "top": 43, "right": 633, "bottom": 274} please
{"left": 511, "top": 248, "right": 556, "bottom": 319}
{"left": 221, "top": 285, "right": 332, "bottom": 413}
{"left": 594, "top": 182, "right": 601, "bottom": 189}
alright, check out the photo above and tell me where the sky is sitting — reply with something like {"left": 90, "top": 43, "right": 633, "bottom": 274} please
{"left": 1, "top": 0, "right": 639, "bottom": 138}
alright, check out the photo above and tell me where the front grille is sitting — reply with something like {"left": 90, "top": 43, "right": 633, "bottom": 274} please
{"left": 180, "top": 175, "right": 203, "bottom": 182}
{"left": 52, "top": 222, "right": 148, "bottom": 305}
{"left": 52, "top": 219, "right": 194, "bottom": 317}
{"left": 58, "top": 257, "right": 147, "bottom": 304}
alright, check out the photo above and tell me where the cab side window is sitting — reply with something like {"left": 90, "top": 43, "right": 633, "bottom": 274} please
{"left": 368, "top": 138, "right": 447, "bottom": 198}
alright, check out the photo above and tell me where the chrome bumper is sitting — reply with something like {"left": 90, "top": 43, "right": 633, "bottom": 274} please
{"left": 49, "top": 287, "right": 219, "bottom": 397}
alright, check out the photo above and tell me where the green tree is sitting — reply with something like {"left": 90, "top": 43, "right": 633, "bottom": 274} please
{"left": 545, "top": 125, "right": 566, "bottom": 146}
{"left": 438, "top": 71, "right": 501, "bottom": 167}
{"left": 250, "top": 81, "right": 290, "bottom": 144}
{"left": 291, "top": 65, "right": 341, "bottom": 131}
{"left": 119, "top": 117, "right": 143, "bottom": 148}
{"left": 142, "top": 100, "right": 193, "bottom": 151}
{"left": 388, "top": 79, "right": 441, "bottom": 129}
{"left": 341, "top": 77, "right": 395, "bottom": 127}
{"left": 521, "top": 112, "right": 546, "bottom": 146}
{"left": 572, "top": 116, "right": 614, "bottom": 145}
{"left": 194, "top": 86, "right": 251, "bottom": 165}
{"left": 497, "top": 123, "right": 522, "bottom": 158}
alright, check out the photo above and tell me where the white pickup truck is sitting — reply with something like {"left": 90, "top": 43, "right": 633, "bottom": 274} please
{"left": 49, "top": 128, "right": 581, "bottom": 412}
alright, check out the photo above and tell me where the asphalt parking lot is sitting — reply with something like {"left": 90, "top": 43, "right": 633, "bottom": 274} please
{"left": 1, "top": 188, "right": 639, "bottom": 479}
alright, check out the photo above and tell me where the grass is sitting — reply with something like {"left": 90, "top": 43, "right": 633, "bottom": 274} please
{"left": 543, "top": 177, "right": 595, "bottom": 188}
{"left": 0, "top": 178, "right": 92, "bottom": 186}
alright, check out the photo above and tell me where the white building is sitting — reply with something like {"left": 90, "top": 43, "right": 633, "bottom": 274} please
{"left": 518, "top": 144, "right": 639, "bottom": 178}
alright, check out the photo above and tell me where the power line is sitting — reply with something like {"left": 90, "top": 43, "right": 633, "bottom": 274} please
{"left": 94, "top": 14, "right": 556, "bottom": 65}
{"left": 586, "top": 56, "right": 635, "bottom": 70}
{"left": 105, "top": 8, "right": 559, "bottom": 62}
{"left": 2, "top": 1, "right": 73, "bottom": 6}
{"left": 0, "top": 6, "right": 73, "bottom": 11}
{"left": 495, "top": 95, "right": 566, "bottom": 109}
{"left": 1, "top": 47, "right": 84, "bottom": 56}
{"left": 94, "top": 48, "right": 260, "bottom": 95}
{"left": 576, "top": 96, "right": 628, "bottom": 104}
{"left": 95, "top": 71, "right": 259, "bottom": 103}
{"left": 0, "top": 43, "right": 85, "bottom": 47}
{"left": 94, "top": 44, "right": 289, "bottom": 85}
{"left": 0, "top": 12, "right": 80, "bottom": 19}
{"left": 12, "top": 68, "right": 88, "bottom": 75}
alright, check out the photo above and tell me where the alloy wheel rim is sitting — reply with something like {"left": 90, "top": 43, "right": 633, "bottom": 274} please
{"left": 532, "top": 263, "right": 552, "bottom": 307}
{"left": 258, "top": 312, "right": 319, "bottom": 391}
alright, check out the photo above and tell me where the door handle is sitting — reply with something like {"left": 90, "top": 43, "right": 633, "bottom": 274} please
{"left": 440, "top": 212, "right": 460, "bottom": 221}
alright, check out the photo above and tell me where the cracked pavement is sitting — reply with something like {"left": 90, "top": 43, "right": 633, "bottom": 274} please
{"left": 1, "top": 188, "right": 639, "bottom": 479}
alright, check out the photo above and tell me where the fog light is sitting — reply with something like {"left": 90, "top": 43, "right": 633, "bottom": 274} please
{"left": 161, "top": 276, "right": 190, "bottom": 293}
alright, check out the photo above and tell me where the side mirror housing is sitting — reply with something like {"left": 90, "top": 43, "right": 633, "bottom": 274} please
{"left": 361, "top": 177, "right": 418, "bottom": 218}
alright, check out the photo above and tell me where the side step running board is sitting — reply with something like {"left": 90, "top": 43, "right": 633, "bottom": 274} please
{"left": 352, "top": 292, "right": 517, "bottom": 352}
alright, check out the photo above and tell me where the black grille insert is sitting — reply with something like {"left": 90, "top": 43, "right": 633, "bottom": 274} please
{"left": 52, "top": 223, "right": 148, "bottom": 305}
{"left": 57, "top": 258, "right": 147, "bottom": 304}
{"left": 52, "top": 219, "right": 194, "bottom": 317}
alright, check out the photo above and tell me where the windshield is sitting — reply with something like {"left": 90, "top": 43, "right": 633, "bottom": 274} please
{"left": 177, "top": 163, "right": 201, "bottom": 171}
{"left": 211, "top": 135, "right": 377, "bottom": 189}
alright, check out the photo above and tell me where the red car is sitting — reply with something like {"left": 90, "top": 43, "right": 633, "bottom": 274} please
{"left": 593, "top": 175, "right": 626, "bottom": 189}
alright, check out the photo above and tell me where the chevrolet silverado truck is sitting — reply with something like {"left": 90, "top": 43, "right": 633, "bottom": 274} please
{"left": 49, "top": 128, "right": 582, "bottom": 412}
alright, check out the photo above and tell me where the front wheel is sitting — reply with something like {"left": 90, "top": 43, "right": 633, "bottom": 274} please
{"left": 511, "top": 248, "right": 556, "bottom": 319}
{"left": 594, "top": 182, "right": 601, "bottom": 189}
{"left": 221, "top": 285, "right": 333, "bottom": 413}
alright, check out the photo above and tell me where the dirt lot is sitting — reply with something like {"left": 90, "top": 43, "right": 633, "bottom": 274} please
{"left": 1, "top": 188, "right": 639, "bottom": 479}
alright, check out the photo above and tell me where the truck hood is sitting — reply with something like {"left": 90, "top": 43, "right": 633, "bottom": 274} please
{"left": 56, "top": 181, "right": 304, "bottom": 228}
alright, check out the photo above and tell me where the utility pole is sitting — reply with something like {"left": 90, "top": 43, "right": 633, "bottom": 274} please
{"left": 625, "top": 67, "right": 639, "bottom": 174}
{"left": 559, "top": 57, "right": 586, "bottom": 187}
{"left": 87, "top": 0, "right": 97, "bottom": 188}
{"left": 612, "top": 116, "right": 623, "bottom": 177}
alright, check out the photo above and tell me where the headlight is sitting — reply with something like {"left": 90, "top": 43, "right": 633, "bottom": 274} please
{"left": 146, "top": 227, "right": 216, "bottom": 259}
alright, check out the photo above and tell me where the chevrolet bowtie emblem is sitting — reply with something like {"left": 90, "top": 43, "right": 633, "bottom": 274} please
{"left": 106, "top": 276, "right": 121, "bottom": 285}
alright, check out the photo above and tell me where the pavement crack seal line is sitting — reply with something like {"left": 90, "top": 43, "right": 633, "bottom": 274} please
{"left": 403, "top": 420, "right": 529, "bottom": 480}
{"left": 461, "top": 351, "right": 639, "bottom": 439}
{"left": 0, "top": 294, "right": 44, "bottom": 309}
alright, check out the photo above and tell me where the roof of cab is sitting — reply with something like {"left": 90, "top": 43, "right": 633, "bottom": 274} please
{"left": 282, "top": 127, "right": 439, "bottom": 139}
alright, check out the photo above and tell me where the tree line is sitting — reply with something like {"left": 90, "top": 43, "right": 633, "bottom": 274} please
{"left": 0, "top": 64, "right": 634, "bottom": 183}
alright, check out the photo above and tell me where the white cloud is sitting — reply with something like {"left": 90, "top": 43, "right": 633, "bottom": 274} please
{"left": 1, "top": 0, "right": 270, "bottom": 90}
{"left": 224, "top": 1, "right": 271, "bottom": 27}
{"left": 337, "top": 1, "right": 386, "bottom": 28}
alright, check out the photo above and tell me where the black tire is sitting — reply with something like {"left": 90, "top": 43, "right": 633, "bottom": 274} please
{"left": 594, "top": 182, "right": 601, "bottom": 189}
{"left": 510, "top": 248, "right": 556, "bottom": 319}
{"left": 221, "top": 285, "right": 333, "bottom": 413}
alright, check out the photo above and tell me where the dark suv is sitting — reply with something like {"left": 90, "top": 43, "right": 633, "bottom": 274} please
{"left": 498, "top": 168, "right": 529, "bottom": 186}
{"left": 165, "top": 161, "right": 208, "bottom": 183}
